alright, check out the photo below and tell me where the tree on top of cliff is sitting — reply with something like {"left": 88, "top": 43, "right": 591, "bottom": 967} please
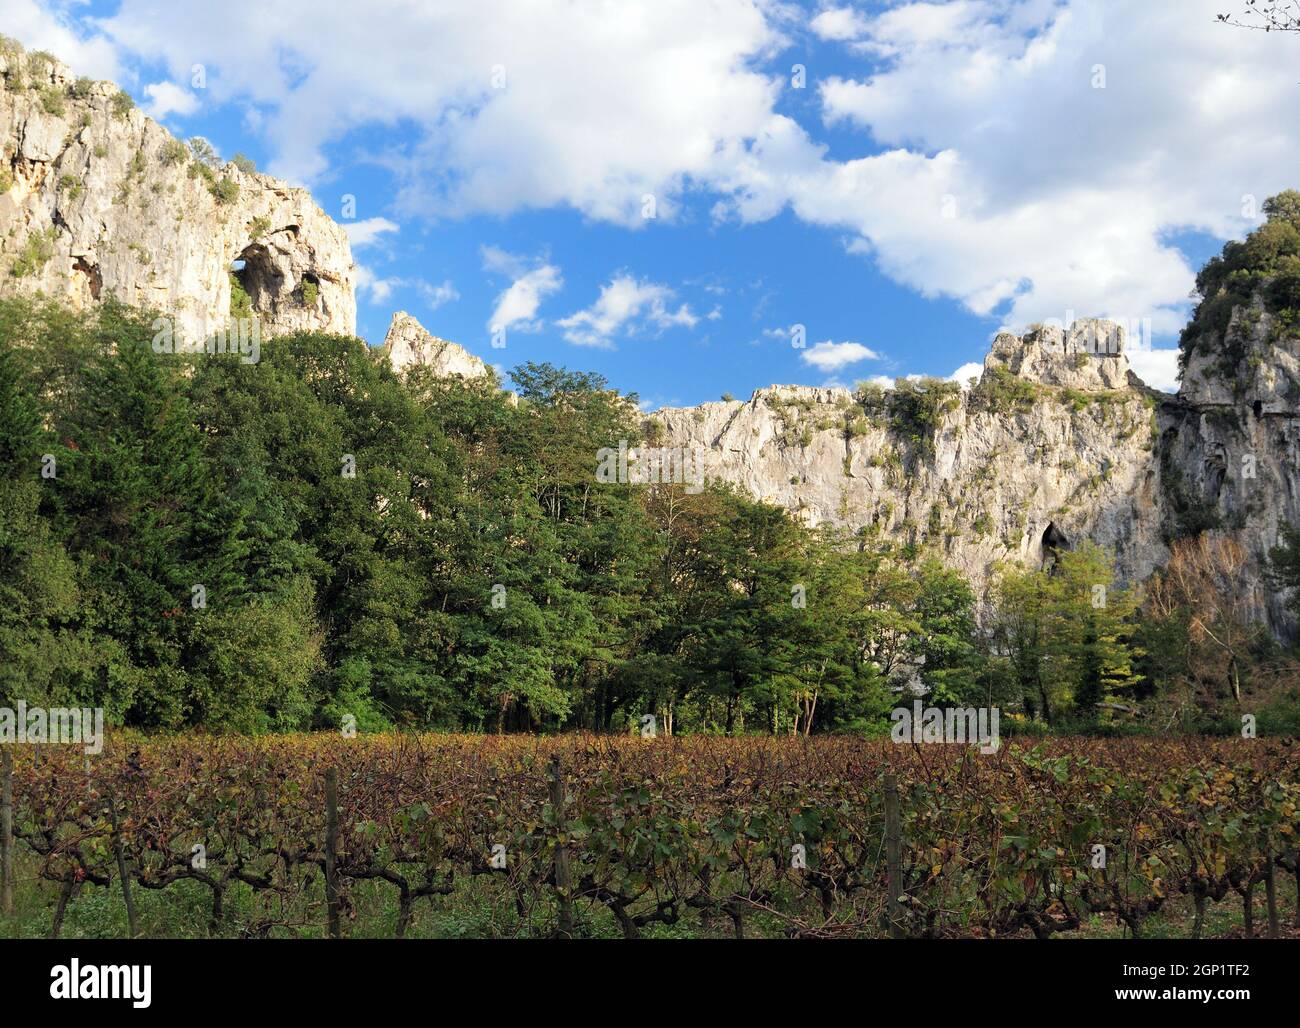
{"left": 1179, "top": 189, "right": 1300, "bottom": 374}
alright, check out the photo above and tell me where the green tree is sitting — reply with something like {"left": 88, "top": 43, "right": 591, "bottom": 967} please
{"left": 992, "top": 543, "right": 1141, "bottom": 726}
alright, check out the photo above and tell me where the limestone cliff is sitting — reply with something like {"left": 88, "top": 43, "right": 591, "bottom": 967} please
{"left": 0, "top": 42, "right": 354, "bottom": 346}
{"left": 652, "top": 319, "right": 1170, "bottom": 607}
{"left": 652, "top": 307, "right": 1299, "bottom": 637}
{"left": 381, "top": 310, "right": 490, "bottom": 379}
{"left": 1161, "top": 298, "right": 1300, "bottom": 633}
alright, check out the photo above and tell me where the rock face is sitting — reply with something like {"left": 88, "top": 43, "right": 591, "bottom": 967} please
{"left": 1161, "top": 300, "right": 1300, "bottom": 634}
{"left": 653, "top": 320, "right": 1169, "bottom": 608}
{"left": 985, "top": 319, "right": 1135, "bottom": 392}
{"left": 381, "top": 310, "right": 490, "bottom": 379}
{"left": 653, "top": 311, "right": 1299, "bottom": 637}
{"left": 0, "top": 43, "right": 354, "bottom": 346}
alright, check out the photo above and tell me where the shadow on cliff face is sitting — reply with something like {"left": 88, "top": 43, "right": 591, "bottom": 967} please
{"left": 232, "top": 243, "right": 286, "bottom": 316}
{"left": 1039, "top": 521, "right": 1070, "bottom": 571}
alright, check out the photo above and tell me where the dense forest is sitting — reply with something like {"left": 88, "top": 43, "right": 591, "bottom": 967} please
{"left": 1, "top": 294, "right": 1298, "bottom": 737}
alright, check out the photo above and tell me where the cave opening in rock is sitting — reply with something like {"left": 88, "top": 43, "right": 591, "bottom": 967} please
{"left": 73, "top": 256, "right": 102, "bottom": 300}
{"left": 299, "top": 271, "right": 320, "bottom": 308}
{"left": 1205, "top": 454, "right": 1227, "bottom": 504}
{"left": 230, "top": 243, "right": 284, "bottom": 317}
{"left": 1040, "top": 521, "right": 1069, "bottom": 571}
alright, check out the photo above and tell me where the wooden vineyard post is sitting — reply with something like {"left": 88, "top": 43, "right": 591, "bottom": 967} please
{"left": 884, "top": 771, "right": 904, "bottom": 939}
{"left": 106, "top": 791, "right": 139, "bottom": 938}
{"left": 1, "top": 748, "right": 12, "bottom": 916}
{"left": 1265, "top": 862, "right": 1279, "bottom": 939}
{"left": 324, "top": 767, "right": 341, "bottom": 939}
{"left": 548, "top": 755, "right": 574, "bottom": 938}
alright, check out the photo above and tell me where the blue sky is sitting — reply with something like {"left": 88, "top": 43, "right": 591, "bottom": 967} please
{"left": 8, "top": 0, "right": 1298, "bottom": 406}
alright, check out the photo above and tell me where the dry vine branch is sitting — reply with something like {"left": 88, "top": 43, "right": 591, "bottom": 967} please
{"left": 1218, "top": 1, "right": 1300, "bottom": 32}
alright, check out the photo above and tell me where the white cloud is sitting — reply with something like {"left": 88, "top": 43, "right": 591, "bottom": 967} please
{"left": 948, "top": 361, "right": 985, "bottom": 388}
{"left": 800, "top": 340, "right": 882, "bottom": 371}
{"left": 419, "top": 279, "right": 460, "bottom": 309}
{"left": 484, "top": 248, "right": 563, "bottom": 333}
{"left": 557, "top": 275, "right": 698, "bottom": 348}
{"left": 1127, "top": 348, "right": 1180, "bottom": 393}
{"left": 142, "top": 81, "right": 198, "bottom": 120}
{"left": 344, "top": 217, "right": 400, "bottom": 250}
{"left": 356, "top": 265, "right": 457, "bottom": 309}
{"left": 355, "top": 264, "right": 395, "bottom": 303}
{"left": 95, "top": 0, "right": 784, "bottom": 219}
{"left": 782, "top": 0, "right": 1300, "bottom": 334}
{"left": 809, "top": 7, "right": 870, "bottom": 42}
{"left": 3, "top": 0, "right": 122, "bottom": 80}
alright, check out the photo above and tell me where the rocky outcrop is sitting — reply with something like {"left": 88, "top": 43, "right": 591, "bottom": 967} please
{"left": 985, "top": 319, "right": 1135, "bottom": 392}
{"left": 653, "top": 321, "right": 1169, "bottom": 606}
{"left": 0, "top": 42, "right": 354, "bottom": 346}
{"left": 381, "top": 310, "right": 490, "bottom": 379}
{"left": 653, "top": 311, "right": 1299, "bottom": 637}
{"left": 1159, "top": 299, "right": 1300, "bottom": 634}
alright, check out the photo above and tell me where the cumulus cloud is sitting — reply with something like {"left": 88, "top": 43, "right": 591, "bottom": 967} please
{"left": 356, "top": 265, "right": 457, "bottom": 309}
{"left": 142, "top": 81, "right": 198, "bottom": 119}
{"left": 355, "top": 264, "right": 395, "bottom": 303}
{"left": 788, "top": 0, "right": 1300, "bottom": 333}
{"left": 800, "top": 340, "right": 882, "bottom": 371}
{"left": 483, "top": 247, "right": 563, "bottom": 333}
{"left": 557, "top": 276, "right": 698, "bottom": 348}
{"left": 3, "top": 0, "right": 122, "bottom": 80}
{"left": 948, "top": 361, "right": 985, "bottom": 388}
{"left": 344, "top": 217, "right": 400, "bottom": 250}
{"left": 94, "top": 0, "right": 784, "bottom": 220}
{"left": 421, "top": 279, "right": 460, "bottom": 308}
{"left": 809, "top": 7, "right": 871, "bottom": 42}
{"left": 1127, "top": 348, "right": 1180, "bottom": 393}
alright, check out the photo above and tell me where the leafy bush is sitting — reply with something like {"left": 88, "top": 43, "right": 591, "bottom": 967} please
{"left": 972, "top": 365, "right": 1040, "bottom": 415}
{"left": 25, "top": 50, "right": 55, "bottom": 85}
{"left": 37, "top": 85, "right": 65, "bottom": 116}
{"left": 229, "top": 272, "right": 253, "bottom": 319}
{"left": 9, "top": 227, "right": 57, "bottom": 278}
{"left": 209, "top": 176, "right": 239, "bottom": 205}
{"left": 0, "top": 35, "right": 24, "bottom": 89}
{"left": 887, "top": 377, "right": 961, "bottom": 459}
{"left": 188, "top": 136, "right": 219, "bottom": 166}
{"left": 109, "top": 89, "right": 134, "bottom": 118}
{"left": 159, "top": 139, "right": 189, "bottom": 166}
